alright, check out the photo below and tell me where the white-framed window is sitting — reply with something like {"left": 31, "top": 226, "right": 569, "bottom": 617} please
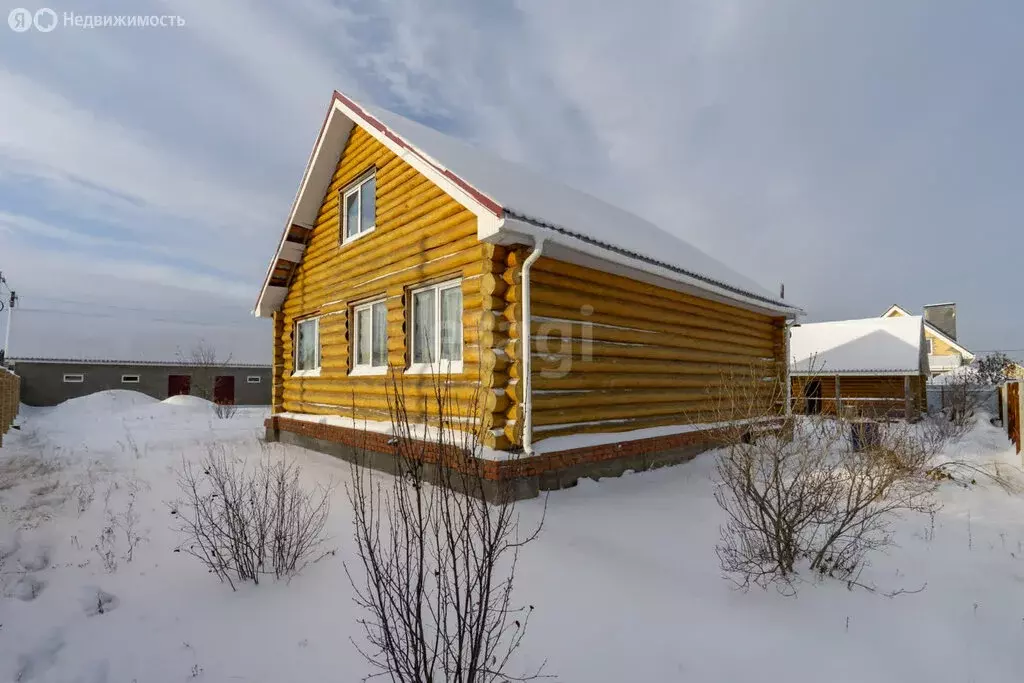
{"left": 351, "top": 299, "right": 388, "bottom": 375}
{"left": 121, "top": 374, "right": 140, "bottom": 384}
{"left": 341, "top": 171, "right": 376, "bottom": 243}
{"left": 246, "top": 375, "right": 262, "bottom": 384}
{"left": 926, "top": 338, "right": 934, "bottom": 354}
{"left": 293, "top": 317, "right": 321, "bottom": 376}
{"left": 63, "top": 373, "right": 84, "bottom": 383}
{"left": 409, "top": 279, "right": 463, "bottom": 374}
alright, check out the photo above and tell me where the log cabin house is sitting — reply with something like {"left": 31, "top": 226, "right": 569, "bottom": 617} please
{"left": 790, "top": 315, "right": 929, "bottom": 420}
{"left": 255, "top": 90, "right": 802, "bottom": 498}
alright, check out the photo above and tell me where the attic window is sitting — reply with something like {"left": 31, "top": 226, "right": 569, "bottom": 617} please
{"left": 926, "top": 339, "right": 934, "bottom": 354}
{"left": 341, "top": 171, "right": 376, "bottom": 243}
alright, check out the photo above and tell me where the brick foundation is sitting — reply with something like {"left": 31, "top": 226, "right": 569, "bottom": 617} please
{"left": 264, "top": 415, "right": 776, "bottom": 500}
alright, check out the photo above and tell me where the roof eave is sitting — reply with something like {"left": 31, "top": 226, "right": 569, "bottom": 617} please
{"left": 492, "top": 216, "right": 803, "bottom": 318}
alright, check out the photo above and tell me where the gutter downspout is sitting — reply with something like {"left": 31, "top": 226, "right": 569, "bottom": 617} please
{"left": 784, "top": 320, "right": 793, "bottom": 416}
{"left": 521, "top": 238, "right": 545, "bottom": 456}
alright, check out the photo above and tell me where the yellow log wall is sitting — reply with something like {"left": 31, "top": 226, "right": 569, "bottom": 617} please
{"left": 274, "top": 125, "right": 509, "bottom": 447}
{"left": 503, "top": 256, "right": 788, "bottom": 443}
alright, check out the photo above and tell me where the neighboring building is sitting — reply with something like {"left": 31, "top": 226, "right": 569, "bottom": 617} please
{"left": 255, "top": 89, "right": 802, "bottom": 498}
{"left": 4, "top": 311, "right": 272, "bottom": 406}
{"left": 9, "top": 358, "right": 271, "bottom": 407}
{"left": 882, "top": 303, "right": 975, "bottom": 376}
{"left": 790, "top": 315, "right": 929, "bottom": 419}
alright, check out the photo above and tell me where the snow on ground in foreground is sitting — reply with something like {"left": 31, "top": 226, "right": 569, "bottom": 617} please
{"left": 2, "top": 391, "right": 1024, "bottom": 682}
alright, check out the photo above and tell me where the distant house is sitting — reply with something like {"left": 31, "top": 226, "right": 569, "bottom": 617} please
{"left": 790, "top": 315, "right": 929, "bottom": 419}
{"left": 254, "top": 89, "right": 802, "bottom": 498}
{"left": 882, "top": 303, "right": 974, "bottom": 377}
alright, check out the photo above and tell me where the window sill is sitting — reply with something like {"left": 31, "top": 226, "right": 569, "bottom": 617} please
{"left": 292, "top": 369, "right": 321, "bottom": 378}
{"left": 341, "top": 226, "right": 376, "bottom": 246}
{"left": 349, "top": 365, "right": 388, "bottom": 377}
{"left": 406, "top": 361, "right": 464, "bottom": 376}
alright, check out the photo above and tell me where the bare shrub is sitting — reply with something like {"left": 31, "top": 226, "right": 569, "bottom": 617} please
{"left": 346, "top": 370, "right": 546, "bottom": 682}
{"left": 806, "top": 421, "right": 937, "bottom": 579}
{"left": 937, "top": 353, "right": 1013, "bottom": 428}
{"left": 172, "top": 446, "right": 332, "bottom": 590}
{"left": 213, "top": 402, "right": 238, "bottom": 420}
{"left": 712, "top": 365, "right": 939, "bottom": 592}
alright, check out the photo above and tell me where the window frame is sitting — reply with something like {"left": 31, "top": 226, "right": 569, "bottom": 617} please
{"left": 121, "top": 374, "right": 140, "bottom": 384}
{"left": 350, "top": 299, "right": 389, "bottom": 376}
{"left": 408, "top": 279, "right": 463, "bottom": 375}
{"left": 62, "top": 373, "right": 84, "bottom": 383}
{"left": 926, "top": 338, "right": 934, "bottom": 354}
{"left": 340, "top": 170, "right": 377, "bottom": 245}
{"left": 292, "top": 316, "right": 321, "bottom": 377}
{"left": 246, "top": 375, "right": 262, "bottom": 384}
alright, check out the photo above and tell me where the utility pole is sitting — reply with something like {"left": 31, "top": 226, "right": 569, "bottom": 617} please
{"left": 0, "top": 271, "right": 14, "bottom": 363}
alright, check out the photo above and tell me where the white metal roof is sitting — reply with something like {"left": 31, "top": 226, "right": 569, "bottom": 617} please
{"left": 6, "top": 309, "right": 271, "bottom": 366}
{"left": 255, "top": 91, "right": 802, "bottom": 318}
{"left": 790, "top": 315, "right": 927, "bottom": 376}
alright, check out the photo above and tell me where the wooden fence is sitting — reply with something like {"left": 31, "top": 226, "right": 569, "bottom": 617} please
{"left": 1001, "top": 381, "right": 1021, "bottom": 456}
{"left": 0, "top": 367, "right": 19, "bottom": 447}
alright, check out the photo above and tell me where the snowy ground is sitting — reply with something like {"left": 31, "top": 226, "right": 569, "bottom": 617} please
{"left": 2, "top": 391, "right": 1024, "bottom": 682}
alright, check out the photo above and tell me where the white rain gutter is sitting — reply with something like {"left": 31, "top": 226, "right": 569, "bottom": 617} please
{"left": 521, "top": 238, "right": 545, "bottom": 456}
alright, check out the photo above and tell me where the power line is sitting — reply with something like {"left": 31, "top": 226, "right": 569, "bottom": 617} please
{"left": 26, "top": 294, "right": 250, "bottom": 315}
{"left": 16, "top": 307, "right": 260, "bottom": 327}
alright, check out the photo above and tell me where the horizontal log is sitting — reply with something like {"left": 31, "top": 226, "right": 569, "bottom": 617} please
{"left": 299, "top": 209, "right": 475, "bottom": 284}
{"left": 529, "top": 338, "right": 777, "bottom": 366}
{"left": 526, "top": 270, "right": 775, "bottom": 336}
{"left": 532, "top": 256, "right": 775, "bottom": 323}
{"left": 528, "top": 301, "right": 775, "bottom": 356}
{"left": 527, "top": 282, "right": 775, "bottom": 345}
{"left": 283, "top": 244, "right": 486, "bottom": 315}
{"left": 529, "top": 399, "right": 734, "bottom": 427}
{"left": 531, "top": 413, "right": 719, "bottom": 443}
{"left": 531, "top": 388, "right": 732, "bottom": 411}
{"left": 513, "top": 373, "right": 774, "bottom": 398}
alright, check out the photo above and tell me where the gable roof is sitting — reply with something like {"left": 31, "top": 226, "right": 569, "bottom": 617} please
{"left": 879, "top": 304, "right": 975, "bottom": 359}
{"left": 882, "top": 304, "right": 913, "bottom": 318}
{"left": 791, "top": 315, "right": 927, "bottom": 376}
{"left": 255, "top": 91, "right": 802, "bottom": 319}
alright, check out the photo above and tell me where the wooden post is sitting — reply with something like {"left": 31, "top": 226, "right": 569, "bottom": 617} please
{"left": 834, "top": 376, "right": 842, "bottom": 416}
{"left": 904, "top": 375, "right": 913, "bottom": 420}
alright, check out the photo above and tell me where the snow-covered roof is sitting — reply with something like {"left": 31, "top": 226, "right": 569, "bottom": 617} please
{"left": 255, "top": 91, "right": 801, "bottom": 319}
{"left": 790, "top": 315, "right": 927, "bottom": 376}
{"left": 6, "top": 309, "right": 271, "bottom": 366}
